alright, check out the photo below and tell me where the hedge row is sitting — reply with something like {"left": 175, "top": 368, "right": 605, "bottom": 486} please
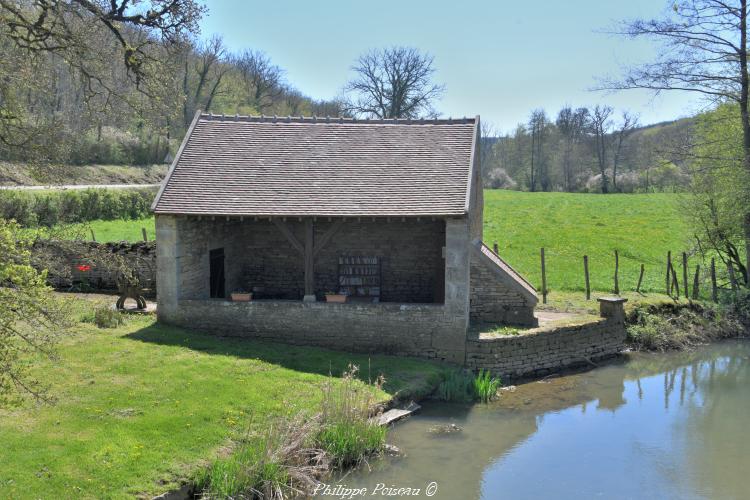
{"left": 0, "top": 188, "right": 157, "bottom": 227}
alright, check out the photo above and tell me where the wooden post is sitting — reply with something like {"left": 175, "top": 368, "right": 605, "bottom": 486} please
{"left": 614, "top": 250, "right": 620, "bottom": 295}
{"left": 90, "top": 229, "right": 96, "bottom": 242}
{"left": 636, "top": 264, "right": 645, "bottom": 293}
{"left": 540, "top": 247, "right": 547, "bottom": 304}
{"left": 304, "top": 219, "right": 315, "bottom": 300}
{"left": 682, "top": 252, "right": 689, "bottom": 299}
{"left": 692, "top": 265, "right": 700, "bottom": 300}
{"left": 141, "top": 227, "right": 148, "bottom": 242}
{"left": 711, "top": 258, "right": 718, "bottom": 303}
{"left": 666, "top": 251, "right": 672, "bottom": 295}
{"left": 493, "top": 241, "right": 499, "bottom": 255}
{"left": 584, "top": 255, "right": 590, "bottom": 301}
{"left": 671, "top": 262, "right": 680, "bottom": 298}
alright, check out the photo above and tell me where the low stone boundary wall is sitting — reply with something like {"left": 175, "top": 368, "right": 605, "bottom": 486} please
{"left": 31, "top": 240, "right": 156, "bottom": 294}
{"left": 161, "top": 300, "right": 467, "bottom": 364}
{"left": 466, "top": 298, "right": 628, "bottom": 380}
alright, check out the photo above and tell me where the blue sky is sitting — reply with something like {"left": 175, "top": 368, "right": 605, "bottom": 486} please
{"left": 201, "top": 0, "right": 702, "bottom": 132}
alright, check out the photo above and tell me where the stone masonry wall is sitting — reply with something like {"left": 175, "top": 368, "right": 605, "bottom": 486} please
{"left": 165, "top": 300, "right": 467, "bottom": 363}
{"left": 173, "top": 217, "right": 445, "bottom": 303}
{"left": 469, "top": 254, "right": 536, "bottom": 326}
{"left": 466, "top": 317, "right": 627, "bottom": 380}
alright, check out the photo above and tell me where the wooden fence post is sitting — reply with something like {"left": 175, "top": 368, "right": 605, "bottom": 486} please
{"left": 584, "top": 255, "right": 590, "bottom": 301}
{"left": 682, "top": 252, "right": 689, "bottom": 299}
{"left": 671, "top": 262, "right": 680, "bottom": 298}
{"left": 493, "top": 241, "right": 499, "bottom": 255}
{"left": 142, "top": 227, "right": 148, "bottom": 242}
{"left": 614, "top": 250, "right": 620, "bottom": 295}
{"left": 692, "top": 265, "right": 700, "bottom": 300}
{"left": 90, "top": 229, "right": 96, "bottom": 242}
{"left": 666, "top": 251, "right": 672, "bottom": 295}
{"left": 636, "top": 264, "right": 645, "bottom": 293}
{"left": 541, "top": 247, "right": 547, "bottom": 304}
{"left": 711, "top": 258, "right": 718, "bottom": 303}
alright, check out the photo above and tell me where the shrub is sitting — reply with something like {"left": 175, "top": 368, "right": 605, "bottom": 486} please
{"left": 626, "top": 302, "right": 744, "bottom": 351}
{"left": 0, "top": 188, "right": 156, "bottom": 228}
{"left": 81, "top": 305, "right": 125, "bottom": 329}
{"left": 316, "top": 365, "right": 386, "bottom": 468}
{"left": 435, "top": 369, "right": 474, "bottom": 402}
{"left": 473, "top": 369, "right": 501, "bottom": 403}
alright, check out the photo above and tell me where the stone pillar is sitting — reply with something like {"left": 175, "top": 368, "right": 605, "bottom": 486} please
{"left": 597, "top": 296, "right": 628, "bottom": 322}
{"left": 155, "top": 214, "right": 180, "bottom": 322}
{"left": 436, "top": 217, "right": 471, "bottom": 363}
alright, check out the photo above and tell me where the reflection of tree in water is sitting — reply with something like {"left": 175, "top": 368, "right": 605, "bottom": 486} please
{"left": 625, "top": 342, "right": 750, "bottom": 500}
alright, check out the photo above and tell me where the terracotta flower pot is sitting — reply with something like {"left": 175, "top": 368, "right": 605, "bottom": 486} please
{"left": 325, "top": 294, "right": 347, "bottom": 303}
{"left": 231, "top": 292, "right": 252, "bottom": 302}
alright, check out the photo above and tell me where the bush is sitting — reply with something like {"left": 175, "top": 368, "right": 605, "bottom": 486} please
{"left": 626, "top": 302, "right": 743, "bottom": 351}
{"left": 82, "top": 305, "right": 126, "bottom": 329}
{"left": 0, "top": 188, "right": 156, "bottom": 228}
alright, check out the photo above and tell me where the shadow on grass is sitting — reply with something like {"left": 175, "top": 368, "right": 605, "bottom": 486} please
{"left": 124, "top": 322, "right": 446, "bottom": 399}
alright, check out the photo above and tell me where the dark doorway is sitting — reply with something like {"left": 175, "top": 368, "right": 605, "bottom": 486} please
{"left": 209, "top": 248, "right": 225, "bottom": 298}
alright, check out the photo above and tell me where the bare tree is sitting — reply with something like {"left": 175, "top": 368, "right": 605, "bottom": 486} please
{"left": 556, "top": 106, "right": 589, "bottom": 191}
{"left": 342, "top": 47, "right": 444, "bottom": 119}
{"left": 602, "top": 0, "right": 750, "bottom": 281}
{"left": 611, "top": 111, "right": 639, "bottom": 192}
{"left": 236, "top": 50, "right": 284, "bottom": 114}
{"left": 588, "top": 105, "right": 614, "bottom": 193}
{"left": 529, "top": 110, "right": 550, "bottom": 191}
{"left": 183, "top": 35, "right": 230, "bottom": 125}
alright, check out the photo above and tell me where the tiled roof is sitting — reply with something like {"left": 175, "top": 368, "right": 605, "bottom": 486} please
{"left": 152, "top": 113, "right": 478, "bottom": 217}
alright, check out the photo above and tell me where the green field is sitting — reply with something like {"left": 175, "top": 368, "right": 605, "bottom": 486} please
{"left": 0, "top": 296, "right": 442, "bottom": 499}
{"left": 32, "top": 191, "right": 695, "bottom": 293}
{"left": 23, "top": 217, "right": 156, "bottom": 243}
{"left": 484, "top": 191, "right": 690, "bottom": 293}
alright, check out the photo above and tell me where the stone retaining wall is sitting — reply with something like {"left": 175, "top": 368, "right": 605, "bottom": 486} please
{"left": 466, "top": 298, "right": 628, "bottom": 380}
{"left": 163, "top": 300, "right": 467, "bottom": 364}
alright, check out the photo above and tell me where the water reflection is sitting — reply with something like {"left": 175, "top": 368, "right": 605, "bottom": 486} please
{"left": 341, "top": 341, "right": 750, "bottom": 500}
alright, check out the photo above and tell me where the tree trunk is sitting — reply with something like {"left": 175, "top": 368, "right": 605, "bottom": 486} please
{"left": 741, "top": 1, "right": 750, "bottom": 286}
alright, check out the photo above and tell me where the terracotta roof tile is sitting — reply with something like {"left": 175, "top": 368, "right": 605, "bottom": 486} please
{"left": 152, "top": 113, "right": 478, "bottom": 217}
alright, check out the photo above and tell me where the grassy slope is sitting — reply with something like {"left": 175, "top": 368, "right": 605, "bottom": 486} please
{"left": 23, "top": 217, "right": 156, "bottom": 243}
{"left": 0, "top": 297, "right": 444, "bottom": 499}
{"left": 0, "top": 163, "right": 167, "bottom": 186}
{"left": 484, "top": 191, "right": 689, "bottom": 293}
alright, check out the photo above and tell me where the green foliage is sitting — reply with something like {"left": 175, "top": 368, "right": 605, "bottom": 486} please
{"left": 473, "top": 369, "right": 501, "bottom": 403}
{"left": 435, "top": 369, "right": 474, "bottom": 402}
{"left": 688, "top": 103, "right": 750, "bottom": 283}
{"left": 484, "top": 190, "right": 690, "bottom": 293}
{"left": 0, "top": 188, "right": 156, "bottom": 228}
{"left": 0, "top": 219, "right": 67, "bottom": 404}
{"left": 626, "top": 303, "right": 743, "bottom": 351}
{"left": 81, "top": 305, "right": 126, "bottom": 329}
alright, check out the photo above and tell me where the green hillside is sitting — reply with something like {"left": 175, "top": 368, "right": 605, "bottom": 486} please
{"left": 483, "top": 190, "right": 690, "bottom": 293}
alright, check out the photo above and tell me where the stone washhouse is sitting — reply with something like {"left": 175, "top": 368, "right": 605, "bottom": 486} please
{"left": 152, "top": 112, "right": 539, "bottom": 364}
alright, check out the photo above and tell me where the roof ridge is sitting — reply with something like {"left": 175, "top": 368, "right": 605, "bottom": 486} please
{"left": 200, "top": 112, "right": 476, "bottom": 125}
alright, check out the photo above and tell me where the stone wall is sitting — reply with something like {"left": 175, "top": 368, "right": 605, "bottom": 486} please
{"left": 31, "top": 240, "right": 156, "bottom": 294}
{"left": 469, "top": 255, "right": 536, "bottom": 326}
{"left": 466, "top": 299, "right": 628, "bottom": 380}
{"left": 163, "top": 300, "right": 467, "bottom": 363}
{"left": 170, "top": 217, "right": 445, "bottom": 303}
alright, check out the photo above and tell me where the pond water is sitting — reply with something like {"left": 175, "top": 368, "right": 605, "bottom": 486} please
{"left": 341, "top": 341, "right": 750, "bottom": 500}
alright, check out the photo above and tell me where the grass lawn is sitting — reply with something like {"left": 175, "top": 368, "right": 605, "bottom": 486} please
{"left": 0, "top": 296, "right": 444, "bottom": 499}
{"left": 23, "top": 217, "right": 155, "bottom": 243}
{"left": 484, "top": 191, "right": 690, "bottom": 294}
